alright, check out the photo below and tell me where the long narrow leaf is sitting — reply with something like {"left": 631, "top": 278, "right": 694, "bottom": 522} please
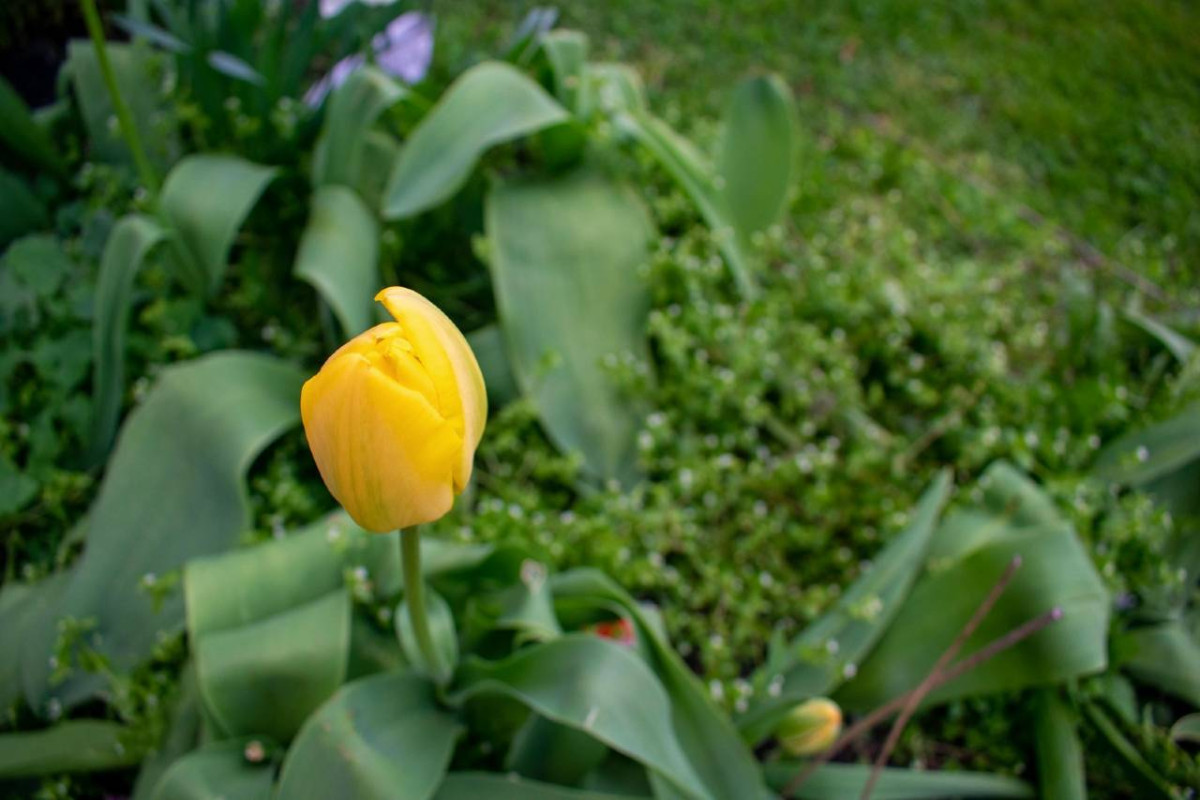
{"left": 1033, "top": 690, "right": 1087, "bottom": 800}
{"left": 313, "top": 67, "right": 407, "bottom": 190}
{"left": 0, "top": 721, "right": 142, "bottom": 778}
{"left": 761, "top": 762, "right": 1034, "bottom": 799}
{"left": 0, "top": 75, "right": 63, "bottom": 173}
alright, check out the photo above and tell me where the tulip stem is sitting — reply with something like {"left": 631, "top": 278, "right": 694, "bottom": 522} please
{"left": 400, "top": 527, "right": 440, "bottom": 678}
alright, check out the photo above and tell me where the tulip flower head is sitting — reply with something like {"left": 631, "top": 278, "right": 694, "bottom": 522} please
{"left": 776, "top": 697, "right": 843, "bottom": 757}
{"left": 301, "top": 288, "right": 486, "bottom": 532}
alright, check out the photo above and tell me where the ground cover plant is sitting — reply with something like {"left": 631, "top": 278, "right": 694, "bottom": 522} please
{"left": 1, "top": 0, "right": 1198, "bottom": 798}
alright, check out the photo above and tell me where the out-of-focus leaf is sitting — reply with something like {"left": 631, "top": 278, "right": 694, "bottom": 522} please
{"left": 148, "top": 740, "right": 274, "bottom": 800}
{"left": 0, "top": 721, "right": 142, "bottom": 778}
{"left": 293, "top": 185, "right": 380, "bottom": 337}
{"left": 436, "top": 772, "right": 642, "bottom": 800}
{"left": 486, "top": 167, "right": 652, "bottom": 486}
{"left": 541, "top": 30, "right": 588, "bottom": 113}
{"left": 0, "top": 573, "right": 67, "bottom": 712}
{"left": 356, "top": 130, "right": 400, "bottom": 212}
{"left": 276, "top": 671, "right": 461, "bottom": 800}
{"left": 505, "top": 7, "right": 560, "bottom": 62}
{"left": 1116, "top": 622, "right": 1200, "bottom": 707}
{"left": 397, "top": 582, "right": 459, "bottom": 686}
{"left": 761, "top": 762, "right": 1034, "bottom": 799}
{"left": 1082, "top": 700, "right": 1174, "bottom": 799}
{"left": 33, "top": 353, "right": 305, "bottom": 710}
{"left": 837, "top": 463, "right": 1109, "bottom": 710}
{"left": 507, "top": 714, "right": 609, "bottom": 786}
{"left": 65, "top": 40, "right": 177, "bottom": 167}
{"left": 1124, "top": 307, "right": 1196, "bottom": 363}
{"left": 86, "top": 214, "right": 167, "bottom": 464}
{"left": 582, "top": 63, "right": 645, "bottom": 118}
{"left": 159, "top": 154, "right": 276, "bottom": 294}
{"left": 313, "top": 67, "right": 406, "bottom": 190}
{"left": 739, "top": 471, "right": 952, "bottom": 743}
{"left": 112, "top": 14, "right": 192, "bottom": 54}
{"left": 130, "top": 664, "right": 203, "bottom": 800}
{"left": 452, "top": 635, "right": 711, "bottom": 800}
{"left": 1093, "top": 404, "right": 1200, "bottom": 488}
{"left": 1033, "top": 690, "right": 1086, "bottom": 800}
{"left": 0, "top": 168, "right": 47, "bottom": 248}
{"left": 194, "top": 590, "right": 350, "bottom": 742}
{"left": 717, "top": 74, "right": 796, "bottom": 238}
{"left": 206, "top": 51, "right": 265, "bottom": 85}
{"left": 383, "top": 61, "right": 569, "bottom": 219}
{"left": 0, "top": 452, "right": 39, "bottom": 516}
{"left": 550, "top": 570, "right": 766, "bottom": 800}
{"left": 1170, "top": 712, "right": 1200, "bottom": 743}
{"left": 0, "top": 75, "right": 62, "bottom": 173}
{"left": 467, "top": 324, "right": 520, "bottom": 408}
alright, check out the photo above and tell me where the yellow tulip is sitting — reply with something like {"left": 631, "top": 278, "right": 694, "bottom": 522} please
{"left": 301, "top": 287, "right": 487, "bottom": 532}
{"left": 776, "top": 697, "right": 842, "bottom": 757}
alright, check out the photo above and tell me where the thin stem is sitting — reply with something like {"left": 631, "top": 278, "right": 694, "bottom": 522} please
{"left": 79, "top": 0, "right": 160, "bottom": 195}
{"left": 859, "top": 556, "right": 1023, "bottom": 800}
{"left": 400, "top": 527, "right": 441, "bottom": 677}
{"left": 782, "top": 605, "right": 1063, "bottom": 799}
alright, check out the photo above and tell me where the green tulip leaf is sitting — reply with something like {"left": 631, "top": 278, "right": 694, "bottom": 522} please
{"left": 541, "top": 30, "right": 589, "bottom": 113}
{"left": 1033, "top": 690, "right": 1086, "bottom": 800}
{"left": 1115, "top": 621, "right": 1200, "bottom": 707}
{"left": 717, "top": 74, "right": 797, "bottom": 238}
{"left": 0, "top": 74, "right": 62, "bottom": 173}
{"left": 148, "top": 740, "right": 275, "bottom": 800}
{"left": 357, "top": 129, "right": 401, "bottom": 212}
{"left": 1123, "top": 307, "right": 1196, "bottom": 363}
{"left": 486, "top": 167, "right": 653, "bottom": 486}
{"left": 436, "top": 772, "right": 644, "bottom": 800}
{"left": 159, "top": 154, "right": 277, "bottom": 294}
{"left": 762, "top": 762, "right": 1035, "bottom": 798}
{"left": 294, "top": 184, "right": 381, "bottom": 337}
{"left": 467, "top": 324, "right": 520, "bottom": 409}
{"left": 837, "top": 463, "right": 1109, "bottom": 710}
{"left": 452, "top": 635, "right": 711, "bottom": 800}
{"left": 28, "top": 353, "right": 304, "bottom": 710}
{"left": 1170, "top": 712, "right": 1200, "bottom": 743}
{"left": 65, "top": 40, "right": 177, "bottom": 167}
{"left": 86, "top": 213, "right": 168, "bottom": 464}
{"left": 506, "top": 714, "right": 609, "bottom": 786}
{"left": 383, "top": 61, "right": 569, "bottom": 219}
{"left": 313, "top": 66, "right": 407, "bottom": 190}
{"left": 739, "top": 471, "right": 952, "bottom": 743}
{"left": 276, "top": 671, "right": 462, "bottom": 800}
{"left": 0, "top": 168, "right": 48, "bottom": 249}
{"left": 550, "top": 571, "right": 766, "bottom": 800}
{"left": 1094, "top": 402, "right": 1200, "bottom": 488}
{"left": 0, "top": 721, "right": 142, "bottom": 779}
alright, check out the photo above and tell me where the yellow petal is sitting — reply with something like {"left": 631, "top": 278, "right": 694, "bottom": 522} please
{"left": 301, "top": 351, "right": 462, "bottom": 532}
{"left": 375, "top": 287, "right": 487, "bottom": 490}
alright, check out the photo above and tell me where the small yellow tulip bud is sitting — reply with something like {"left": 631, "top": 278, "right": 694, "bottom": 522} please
{"left": 300, "top": 287, "right": 487, "bottom": 532}
{"left": 776, "top": 697, "right": 842, "bottom": 757}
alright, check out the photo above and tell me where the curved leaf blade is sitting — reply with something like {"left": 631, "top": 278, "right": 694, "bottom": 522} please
{"left": 276, "top": 671, "right": 461, "bottom": 800}
{"left": 0, "top": 168, "right": 48, "bottom": 248}
{"left": 1033, "top": 690, "right": 1086, "bottom": 800}
{"left": 485, "top": 167, "right": 652, "bottom": 486}
{"left": 717, "top": 74, "right": 796, "bottom": 238}
{"left": 383, "top": 61, "right": 569, "bottom": 219}
{"left": 293, "top": 185, "right": 380, "bottom": 337}
{"left": 0, "top": 721, "right": 141, "bottom": 779}
{"left": 0, "top": 75, "right": 62, "bottom": 173}
{"left": 313, "top": 66, "right": 407, "bottom": 190}
{"left": 1116, "top": 622, "right": 1200, "bottom": 707}
{"left": 148, "top": 740, "right": 274, "bottom": 800}
{"left": 762, "top": 762, "right": 1034, "bottom": 799}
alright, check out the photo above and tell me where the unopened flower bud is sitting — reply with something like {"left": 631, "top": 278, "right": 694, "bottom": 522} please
{"left": 776, "top": 697, "right": 842, "bottom": 757}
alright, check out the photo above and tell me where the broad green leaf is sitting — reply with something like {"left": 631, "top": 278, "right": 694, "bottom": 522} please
{"left": 148, "top": 740, "right": 274, "bottom": 800}
{"left": 159, "top": 154, "right": 276, "bottom": 294}
{"left": 383, "top": 61, "right": 569, "bottom": 219}
{"left": 65, "top": 40, "right": 177, "bottom": 167}
{"left": 452, "top": 635, "right": 711, "bottom": 800}
{"left": 550, "top": 570, "right": 766, "bottom": 800}
{"left": 1116, "top": 622, "right": 1200, "bottom": 707}
{"left": 276, "top": 671, "right": 462, "bottom": 800}
{"left": 293, "top": 185, "right": 380, "bottom": 337}
{"left": 436, "top": 772, "right": 644, "bottom": 800}
{"left": 739, "top": 471, "right": 952, "bottom": 743}
{"left": 1124, "top": 307, "right": 1196, "bottom": 362}
{"left": 397, "top": 583, "right": 459, "bottom": 686}
{"left": 0, "top": 75, "right": 62, "bottom": 173}
{"left": 615, "top": 111, "right": 756, "bottom": 297}
{"left": 1170, "top": 712, "right": 1200, "bottom": 743}
{"left": 1093, "top": 403, "right": 1200, "bottom": 487}
{"left": 31, "top": 353, "right": 305, "bottom": 709}
{"left": 0, "top": 721, "right": 142, "bottom": 778}
{"left": 1033, "top": 690, "right": 1086, "bottom": 800}
{"left": 313, "top": 66, "right": 407, "bottom": 189}
{"left": 195, "top": 590, "right": 350, "bottom": 742}
{"left": 486, "top": 167, "right": 652, "bottom": 486}
{"left": 541, "top": 30, "right": 589, "bottom": 113}
{"left": 761, "top": 762, "right": 1034, "bottom": 799}
{"left": 0, "top": 168, "right": 47, "bottom": 248}
{"left": 837, "top": 465, "right": 1109, "bottom": 710}
{"left": 86, "top": 214, "right": 167, "bottom": 464}
{"left": 467, "top": 324, "right": 520, "bottom": 408}
{"left": 507, "top": 714, "right": 609, "bottom": 786}
{"left": 717, "top": 74, "right": 796, "bottom": 238}
{"left": 357, "top": 129, "right": 401, "bottom": 212}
